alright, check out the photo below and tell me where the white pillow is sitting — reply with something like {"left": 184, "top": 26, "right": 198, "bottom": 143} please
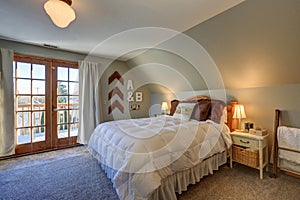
{"left": 173, "top": 103, "right": 196, "bottom": 120}
{"left": 220, "top": 107, "right": 227, "bottom": 123}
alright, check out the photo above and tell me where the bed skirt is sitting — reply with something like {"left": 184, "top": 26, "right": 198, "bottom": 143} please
{"left": 91, "top": 150, "right": 227, "bottom": 200}
{"left": 148, "top": 151, "right": 227, "bottom": 200}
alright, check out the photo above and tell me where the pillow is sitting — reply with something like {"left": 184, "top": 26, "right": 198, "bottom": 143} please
{"left": 169, "top": 99, "right": 180, "bottom": 116}
{"left": 190, "top": 99, "right": 211, "bottom": 121}
{"left": 169, "top": 97, "right": 209, "bottom": 116}
{"left": 220, "top": 107, "right": 227, "bottom": 123}
{"left": 173, "top": 102, "right": 196, "bottom": 120}
{"left": 208, "top": 100, "right": 226, "bottom": 124}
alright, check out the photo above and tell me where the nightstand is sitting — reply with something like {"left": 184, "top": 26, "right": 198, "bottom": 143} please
{"left": 230, "top": 131, "right": 269, "bottom": 179}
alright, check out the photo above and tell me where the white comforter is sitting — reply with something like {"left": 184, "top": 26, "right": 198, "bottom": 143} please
{"left": 88, "top": 116, "right": 232, "bottom": 200}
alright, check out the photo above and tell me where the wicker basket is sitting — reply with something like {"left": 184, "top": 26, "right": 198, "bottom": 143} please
{"left": 232, "top": 145, "right": 263, "bottom": 168}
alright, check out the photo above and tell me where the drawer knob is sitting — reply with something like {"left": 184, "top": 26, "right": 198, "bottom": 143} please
{"left": 240, "top": 139, "right": 250, "bottom": 144}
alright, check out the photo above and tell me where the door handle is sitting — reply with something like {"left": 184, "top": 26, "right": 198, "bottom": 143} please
{"left": 53, "top": 107, "right": 58, "bottom": 112}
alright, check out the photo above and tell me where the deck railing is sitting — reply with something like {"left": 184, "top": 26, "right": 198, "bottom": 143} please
{"left": 17, "top": 103, "right": 79, "bottom": 130}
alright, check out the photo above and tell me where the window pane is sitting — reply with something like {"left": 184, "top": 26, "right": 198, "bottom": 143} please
{"left": 57, "top": 96, "right": 68, "bottom": 109}
{"left": 58, "top": 125, "right": 68, "bottom": 139}
{"left": 70, "top": 96, "right": 79, "bottom": 109}
{"left": 17, "top": 96, "right": 31, "bottom": 111}
{"left": 69, "top": 110, "right": 79, "bottom": 123}
{"left": 17, "top": 62, "right": 31, "bottom": 78}
{"left": 33, "top": 127, "right": 45, "bottom": 142}
{"left": 17, "top": 79, "right": 31, "bottom": 94}
{"left": 32, "top": 111, "right": 45, "bottom": 126}
{"left": 70, "top": 123, "right": 79, "bottom": 137}
{"left": 32, "top": 96, "right": 45, "bottom": 110}
{"left": 57, "top": 67, "right": 68, "bottom": 81}
{"left": 17, "top": 112, "right": 31, "bottom": 128}
{"left": 69, "top": 68, "right": 78, "bottom": 81}
{"left": 32, "top": 80, "right": 45, "bottom": 95}
{"left": 57, "top": 81, "right": 68, "bottom": 95}
{"left": 57, "top": 110, "right": 68, "bottom": 124}
{"left": 17, "top": 128, "right": 31, "bottom": 144}
{"left": 69, "top": 82, "right": 79, "bottom": 95}
{"left": 32, "top": 64, "right": 45, "bottom": 79}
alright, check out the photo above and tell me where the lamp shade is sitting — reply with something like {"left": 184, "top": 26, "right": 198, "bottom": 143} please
{"left": 233, "top": 104, "right": 247, "bottom": 119}
{"left": 161, "top": 102, "right": 168, "bottom": 111}
{"left": 44, "top": 0, "right": 76, "bottom": 28}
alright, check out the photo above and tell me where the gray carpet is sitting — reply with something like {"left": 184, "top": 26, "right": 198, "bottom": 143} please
{"left": 0, "top": 152, "right": 118, "bottom": 200}
{"left": 1, "top": 147, "right": 300, "bottom": 200}
{"left": 177, "top": 165, "right": 300, "bottom": 200}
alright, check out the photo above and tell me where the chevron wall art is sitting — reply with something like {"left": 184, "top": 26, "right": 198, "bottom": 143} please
{"left": 108, "top": 71, "right": 124, "bottom": 114}
{"left": 108, "top": 100, "right": 124, "bottom": 114}
{"left": 108, "top": 87, "right": 124, "bottom": 101}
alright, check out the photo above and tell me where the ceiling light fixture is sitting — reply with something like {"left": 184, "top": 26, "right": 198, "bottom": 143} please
{"left": 44, "top": 0, "right": 76, "bottom": 28}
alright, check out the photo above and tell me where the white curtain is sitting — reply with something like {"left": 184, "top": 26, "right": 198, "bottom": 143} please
{"left": 77, "top": 61, "right": 103, "bottom": 144}
{"left": 0, "top": 48, "right": 15, "bottom": 156}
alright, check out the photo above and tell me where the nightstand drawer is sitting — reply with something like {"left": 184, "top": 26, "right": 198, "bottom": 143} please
{"left": 232, "top": 135, "right": 259, "bottom": 149}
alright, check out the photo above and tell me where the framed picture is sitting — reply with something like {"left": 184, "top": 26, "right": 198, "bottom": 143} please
{"left": 130, "top": 103, "right": 140, "bottom": 110}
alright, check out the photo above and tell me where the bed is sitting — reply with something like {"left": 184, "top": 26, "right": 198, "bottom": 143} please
{"left": 271, "top": 109, "right": 300, "bottom": 178}
{"left": 88, "top": 97, "right": 236, "bottom": 199}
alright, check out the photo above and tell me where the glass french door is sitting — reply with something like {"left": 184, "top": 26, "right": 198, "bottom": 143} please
{"left": 13, "top": 54, "right": 79, "bottom": 155}
{"left": 52, "top": 61, "right": 79, "bottom": 148}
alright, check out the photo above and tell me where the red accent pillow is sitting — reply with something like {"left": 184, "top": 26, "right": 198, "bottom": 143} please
{"left": 208, "top": 100, "right": 226, "bottom": 123}
{"left": 169, "top": 100, "right": 180, "bottom": 116}
{"left": 190, "top": 99, "right": 211, "bottom": 121}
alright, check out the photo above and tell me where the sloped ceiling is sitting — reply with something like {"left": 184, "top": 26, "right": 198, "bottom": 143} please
{"left": 128, "top": 0, "right": 300, "bottom": 91}
{"left": 0, "top": 0, "right": 244, "bottom": 60}
{"left": 184, "top": 0, "right": 300, "bottom": 89}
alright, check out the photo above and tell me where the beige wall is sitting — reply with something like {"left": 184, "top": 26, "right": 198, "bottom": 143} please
{"left": 226, "top": 84, "right": 300, "bottom": 146}
{"left": 185, "top": 0, "right": 300, "bottom": 89}
{"left": 127, "top": 49, "right": 207, "bottom": 91}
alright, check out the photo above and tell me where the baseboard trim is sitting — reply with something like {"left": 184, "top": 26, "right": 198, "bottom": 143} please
{"left": 0, "top": 144, "right": 84, "bottom": 161}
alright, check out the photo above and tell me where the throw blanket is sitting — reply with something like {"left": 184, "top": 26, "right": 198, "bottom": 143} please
{"left": 278, "top": 126, "right": 300, "bottom": 164}
{"left": 89, "top": 116, "right": 231, "bottom": 200}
